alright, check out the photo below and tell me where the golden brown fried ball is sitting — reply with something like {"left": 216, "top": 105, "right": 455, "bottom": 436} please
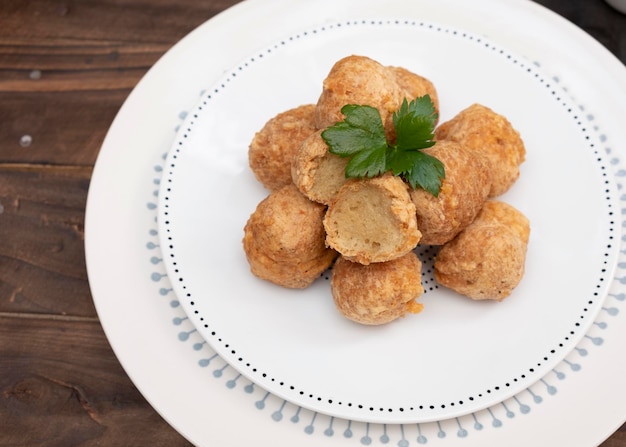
{"left": 331, "top": 252, "right": 425, "bottom": 325}
{"left": 242, "top": 184, "right": 337, "bottom": 288}
{"left": 434, "top": 103, "right": 525, "bottom": 197}
{"left": 315, "top": 55, "right": 405, "bottom": 133}
{"left": 291, "top": 129, "right": 349, "bottom": 205}
{"left": 477, "top": 199, "right": 530, "bottom": 244}
{"left": 244, "top": 242, "right": 335, "bottom": 290}
{"left": 388, "top": 65, "right": 439, "bottom": 116}
{"left": 248, "top": 104, "right": 317, "bottom": 191}
{"left": 324, "top": 174, "right": 421, "bottom": 265}
{"left": 410, "top": 140, "right": 492, "bottom": 245}
{"left": 434, "top": 200, "right": 530, "bottom": 301}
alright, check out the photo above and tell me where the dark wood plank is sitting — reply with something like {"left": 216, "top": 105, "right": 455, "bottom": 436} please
{"left": 604, "top": 425, "right": 626, "bottom": 447}
{"left": 0, "top": 90, "right": 130, "bottom": 165}
{"left": 0, "top": 1, "right": 239, "bottom": 445}
{"left": 0, "top": 0, "right": 240, "bottom": 44}
{"left": 0, "top": 40, "right": 171, "bottom": 165}
{"left": 0, "top": 316, "right": 193, "bottom": 447}
{"left": 0, "top": 166, "right": 95, "bottom": 317}
{"left": 0, "top": 43, "right": 167, "bottom": 92}
{"left": 0, "top": 40, "right": 169, "bottom": 73}
{"left": 0, "top": 0, "right": 242, "bottom": 166}
{"left": 616, "top": 427, "right": 626, "bottom": 446}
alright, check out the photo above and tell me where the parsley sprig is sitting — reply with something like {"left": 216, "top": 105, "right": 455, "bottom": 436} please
{"left": 321, "top": 95, "right": 445, "bottom": 196}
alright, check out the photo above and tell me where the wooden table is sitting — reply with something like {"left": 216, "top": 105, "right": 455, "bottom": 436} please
{"left": 1, "top": 0, "right": 624, "bottom": 445}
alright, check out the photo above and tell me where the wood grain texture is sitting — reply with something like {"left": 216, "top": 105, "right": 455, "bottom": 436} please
{"left": 0, "top": 0, "right": 624, "bottom": 445}
{"left": 0, "top": 1, "right": 239, "bottom": 444}
{"left": 0, "top": 0, "right": 237, "bottom": 43}
{"left": 0, "top": 90, "right": 128, "bottom": 165}
{"left": 0, "top": 316, "right": 192, "bottom": 447}
{"left": 0, "top": 166, "right": 94, "bottom": 316}
{"left": 0, "top": 0, "right": 237, "bottom": 166}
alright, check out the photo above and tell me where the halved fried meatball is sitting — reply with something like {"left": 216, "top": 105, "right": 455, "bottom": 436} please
{"left": 324, "top": 174, "right": 421, "bottom": 265}
{"left": 291, "top": 129, "right": 349, "bottom": 205}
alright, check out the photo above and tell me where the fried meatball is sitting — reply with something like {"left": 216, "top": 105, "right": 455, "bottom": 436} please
{"left": 324, "top": 174, "right": 421, "bottom": 265}
{"left": 477, "top": 199, "right": 530, "bottom": 244}
{"left": 249, "top": 104, "right": 317, "bottom": 191}
{"left": 410, "top": 140, "right": 492, "bottom": 245}
{"left": 434, "top": 103, "right": 525, "bottom": 197}
{"left": 242, "top": 184, "right": 337, "bottom": 288}
{"left": 244, "top": 241, "right": 335, "bottom": 289}
{"left": 331, "top": 252, "right": 425, "bottom": 325}
{"left": 315, "top": 55, "right": 404, "bottom": 134}
{"left": 434, "top": 200, "right": 530, "bottom": 301}
{"left": 388, "top": 65, "right": 439, "bottom": 116}
{"left": 291, "top": 129, "right": 349, "bottom": 205}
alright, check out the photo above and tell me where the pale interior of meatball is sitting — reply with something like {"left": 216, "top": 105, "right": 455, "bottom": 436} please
{"left": 308, "top": 153, "right": 349, "bottom": 204}
{"left": 327, "top": 183, "right": 404, "bottom": 257}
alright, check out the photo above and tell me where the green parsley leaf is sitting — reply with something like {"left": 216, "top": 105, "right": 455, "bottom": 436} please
{"left": 321, "top": 95, "right": 445, "bottom": 196}
{"left": 389, "top": 95, "right": 443, "bottom": 194}
{"left": 321, "top": 105, "right": 388, "bottom": 178}
{"left": 391, "top": 150, "right": 445, "bottom": 195}
{"left": 393, "top": 96, "right": 438, "bottom": 151}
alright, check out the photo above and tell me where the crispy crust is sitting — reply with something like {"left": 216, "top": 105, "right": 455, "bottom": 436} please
{"left": 388, "top": 66, "right": 439, "bottom": 116}
{"left": 315, "top": 55, "right": 404, "bottom": 134}
{"left": 477, "top": 200, "right": 530, "bottom": 244}
{"left": 389, "top": 66, "right": 438, "bottom": 104}
{"left": 249, "top": 104, "right": 317, "bottom": 191}
{"left": 315, "top": 56, "right": 441, "bottom": 141}
{"left": 331, "top": 252, "right": 425, "bottom": 325}
{"left": 410, "top": 140, "right": 492, "bottom": 245}
{"left": 435, "top": 103, "right": 525, "bottom": 197}
{"left": 291, "top": 129, "right": 349, "bottom": 205}
{"left": 324, "top": 174, "right": 421, "bottom": 265}
{"left": 434, "top": 200, "right": 530, "bottom": 300}
{"left": 242, "top": 184, "right": 337, "bottom": 288}
{"left": 243, "top": 240, "right": 336, "bottom": 289}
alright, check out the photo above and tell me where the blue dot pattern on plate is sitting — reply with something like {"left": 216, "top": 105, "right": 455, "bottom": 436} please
{"left": 144, "top": 19, "right": 626, "bottom": 444}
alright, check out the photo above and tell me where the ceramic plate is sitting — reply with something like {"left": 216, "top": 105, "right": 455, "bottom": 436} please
{"left": 86, "top": 0, "right": 626, "bottom": 445}
{"left": 157, "top": 19, "right": 617, "bottom": 424}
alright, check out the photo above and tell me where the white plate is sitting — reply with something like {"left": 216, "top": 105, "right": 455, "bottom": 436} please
{"left": 85, "top": 0, "right": 626, "bottom": 445}
{"left": 157, "top": 19, "right": 618, "bottom": 424}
